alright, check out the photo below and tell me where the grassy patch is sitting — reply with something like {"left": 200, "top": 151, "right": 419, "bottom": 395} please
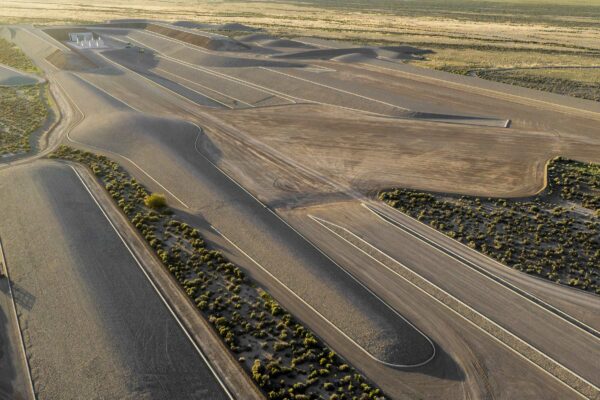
{"left": 0, "top": 84, "right": 47, "bottom": 156}
{"left": 49, "top": 145, "right": 387, "bottom": 400}
{"left": 380, "top": 158, "right": 600, "bottom": 294}
{"left": 474, "top": 69, "right": 600, "bottom": 101}
{"left": 413, "top": 46, "right": 600, "bottom": 101}
{"left": 0, "top": 37, "right": 40, "bottom": 74}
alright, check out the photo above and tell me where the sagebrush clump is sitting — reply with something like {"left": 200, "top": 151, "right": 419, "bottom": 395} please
{"left": 144, "top": 193, "right": 167, "bottom": 209}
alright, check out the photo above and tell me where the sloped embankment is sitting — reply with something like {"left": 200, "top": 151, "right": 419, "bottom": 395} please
{"left": 46, "top": 49, "right": 97, "bottom": 71}
{"left": 146, "top": 24, "right": 250, "bottom": 52}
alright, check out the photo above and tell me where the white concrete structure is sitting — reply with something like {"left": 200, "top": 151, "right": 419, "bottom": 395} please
{"left": 68, "top": 32, "right": 93, "bottom": 43}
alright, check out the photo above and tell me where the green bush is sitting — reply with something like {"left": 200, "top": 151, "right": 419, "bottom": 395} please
{"left": 144, "top": 193, "right": 167, "bottom": 209}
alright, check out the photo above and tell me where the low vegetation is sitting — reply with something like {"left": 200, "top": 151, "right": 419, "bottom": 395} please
{"left": 0, "top": 37, "right": 40, "bottom": 74}
{"left": 474, "top": 69, "right": 600, "bottom": 102}
{"left": 415, "top": 47, "right": 600, "bottom": 101}
{"left": 49, "top": 145, "right": 386, "bottom": 400}
{"left": 0, "top": 84, "right": 47, "bottom": 156}
{"left": 144, "top": 192, "right": 167, "bottom": 209}
{"left": 380, "top": 157, "right": 600, "bottom": 294}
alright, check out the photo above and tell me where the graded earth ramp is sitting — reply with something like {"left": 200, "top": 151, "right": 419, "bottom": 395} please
{"left": 0, "top": 160, "right": 230, "bottom": 400}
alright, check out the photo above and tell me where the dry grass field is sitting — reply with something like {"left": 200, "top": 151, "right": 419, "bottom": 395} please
{"left": 2, "top": 0, "right": 600, "bottom": 100}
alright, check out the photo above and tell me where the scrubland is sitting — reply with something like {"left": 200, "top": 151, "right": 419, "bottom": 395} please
{"left": 3, "top": 0, "right": 600, "bottom": 99}
{"left": 0, "top": 37, "right": 47, "bottom": 156}
{"left": 381, "top": 158, "right": 600, "bottom": 294}
{"left": 0, "top": 85, "right": 47, "bottom": 156}
{"left": 0, "top": 37, "right": 40, "bottom": 73}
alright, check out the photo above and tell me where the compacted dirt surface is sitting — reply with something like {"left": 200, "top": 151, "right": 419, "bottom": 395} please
{"left": 1, "top": 21, "right": 599, "bottom": 400}
{"left": 0, "top": 161, "right": 230, "bottom": 400}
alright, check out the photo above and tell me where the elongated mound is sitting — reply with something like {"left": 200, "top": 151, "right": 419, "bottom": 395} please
{"left": 46, "top": 50, "right": 97, "bottom": 71}
{"left": 331, "top": 53, "right": 373, "bottom": 63}
{"left": 238, "top": 33, "right": 275, "bottom": 43}
{"left": 71, "top": 111, "right": 199, "bottom": 152}
{"left": 261, "top": 39, "right": 316, "bottom": 49}
{"left": 146, "top": 24, "right": 250, "bottom": 51}
{"left": 276, "top": 47, "right": 379, "bottom": 60}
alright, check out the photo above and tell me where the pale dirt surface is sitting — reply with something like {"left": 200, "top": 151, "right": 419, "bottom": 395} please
{"left": 69, "top": 25, "right": 600, "bottom": 398}
{"left": 279, "top": 202, "right": 587, "bottom": 400}
{"left": 296, "top": 201, "right": 600, "bottom": 384}
{"left": 364, "top": 201, "right": 600, "bottom": 333}
{"left": 82, "top": 26, "right": 600, "bottom": 199}
{"left": 0, "top": 160, "right": 229, "bottom": 400}
{"left": 59, "top": 75, "right": 436, "bottom": 366}
{"left": 212, "top": 104, "right": 559, "bottom": 198}
{"left": 3, "top": 21, "right": 600, "bottom": 399}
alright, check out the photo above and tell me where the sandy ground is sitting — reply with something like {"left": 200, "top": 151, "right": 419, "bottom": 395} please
{"left": 0, "top": 160, "right": 230, "bottom": 400}
{"left": 76, "top": 26, "right": 600, "bottom": 200}
{"left": 3, "top": 22, "right": 600, "bottom": 399}
{"left": 277, "top": 202, "right": 588, "bottom": 400}
{"left": 211, "top": 104, "right": 559, "bottom": 199}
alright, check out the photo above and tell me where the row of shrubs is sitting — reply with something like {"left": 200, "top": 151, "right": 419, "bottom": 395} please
{"left": 0, "top": 84, "right": 48, "bottom": 156}
{"left": 49, "top": 146, "right": 386, "bottom": 400}
{"left": 380, "top": 157, "right": 599, "bottom": 294}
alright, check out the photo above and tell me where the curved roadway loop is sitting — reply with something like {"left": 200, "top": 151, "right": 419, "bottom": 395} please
{"left": 57, "top": 68, "right": 437, "bottom": 369}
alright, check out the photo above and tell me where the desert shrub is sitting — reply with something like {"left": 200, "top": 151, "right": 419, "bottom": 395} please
{"left": 144, "top": 193, "right": 167, "bottom": 209}
{"left": 476, "top": 69, "right": 600, "bottom": 102}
